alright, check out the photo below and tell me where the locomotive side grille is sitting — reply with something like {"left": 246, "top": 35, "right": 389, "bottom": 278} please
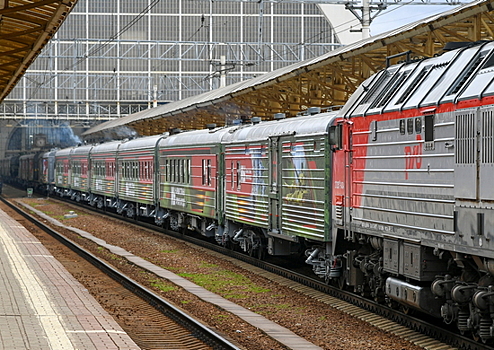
{"left": 455, "top": 112, "right": 476, "bottom": 164}
{"left": 482, "top": 110, "right": 494, "bottom": 164}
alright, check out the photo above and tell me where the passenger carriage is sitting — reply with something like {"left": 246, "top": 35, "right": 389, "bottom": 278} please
{"left": 69, "top": 145, "right": 93, "bottom": 202}
{"left": 89, "top": 140, "right": 121, "bottom": 208}
{"left": 54, "top": 148, "right": 72, "bottom": 195}
{"left": 222, "top": 112, "right": 338, "bottom": 257}
{"left": 157, "top": 128, "right": 231, "bottom": 235}
{"left": 116, "top": 135, "right": 164, "bottom": 218}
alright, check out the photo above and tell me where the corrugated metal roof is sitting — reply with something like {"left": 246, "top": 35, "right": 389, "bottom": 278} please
{"left": 83, "top": 0, "right": 491, "bottom": 137}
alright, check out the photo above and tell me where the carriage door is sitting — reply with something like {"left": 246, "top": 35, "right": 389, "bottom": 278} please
{"left": 268, "top": 137, "right": 282, "bottom": 232}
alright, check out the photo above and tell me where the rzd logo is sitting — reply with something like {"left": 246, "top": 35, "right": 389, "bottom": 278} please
{"left": 404, "top": 135, "right": 422, "bottom": 180}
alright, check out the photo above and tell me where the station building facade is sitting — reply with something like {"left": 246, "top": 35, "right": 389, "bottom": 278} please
{"left": 0, "top": 0, "right": 339, "bottom": 155}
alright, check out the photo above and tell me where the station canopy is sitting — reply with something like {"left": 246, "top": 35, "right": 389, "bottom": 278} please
{"left": 78, "top": 0, "right": 494, "bottom": 138}
{"left": 0, "top": 0, "right": 77, "bottom": 102}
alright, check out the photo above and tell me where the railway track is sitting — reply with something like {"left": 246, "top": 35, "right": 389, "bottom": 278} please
{"left": 46, "top": 195, "right": 494, "bottom": 350}
{"left": 0, "top": 195, "right": 241, "bottom": 350}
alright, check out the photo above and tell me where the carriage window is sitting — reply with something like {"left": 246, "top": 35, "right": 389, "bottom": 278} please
{"left": 147, "top": 161, "right": 152, "bottom": 181}
{"left": 164, "top": 159, "right": 187, "bottom": 184}
{"left": 173, "top": 159, "right": 177, "bottom": 182}
{"left": 180, "top": 159, "right": 184, "bottom": 183}
{"left": 201, "top": 159, "right": 212, "bottom": 186}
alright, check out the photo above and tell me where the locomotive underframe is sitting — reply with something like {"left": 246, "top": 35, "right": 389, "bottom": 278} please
{"left": 305, "top": 225, "right": 494, "bottom": 343}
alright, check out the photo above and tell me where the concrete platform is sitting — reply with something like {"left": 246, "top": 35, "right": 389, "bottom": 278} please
{"left": 0, "top": 207, "right": 140, "bottom": 350}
